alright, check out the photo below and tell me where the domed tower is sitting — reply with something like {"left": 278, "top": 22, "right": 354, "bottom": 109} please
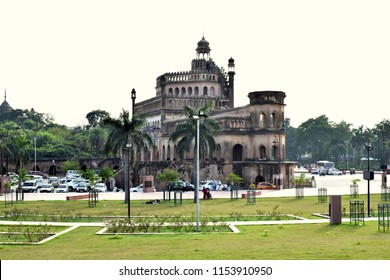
{"left": 228, "top": 57, "right": 235, "bottom": 107}
{"left": 0, "top": 90, "right": 13, "bottom": 115}
{"left": 195, "top": 36, "right": 211, "bottom": 60}
{"left": 192, "top": 36, "right": 213, "bottom": 71}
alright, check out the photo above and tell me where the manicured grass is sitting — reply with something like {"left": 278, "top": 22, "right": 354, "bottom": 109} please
{"left": 0, "top": 194, "right": 389, "bottom": 260}
{"left": 1, "top": 223, "right": 389, "bottom": 260}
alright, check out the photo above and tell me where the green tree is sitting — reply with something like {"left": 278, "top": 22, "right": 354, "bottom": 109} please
{"left": 82, "top": 168, "right": 98, "bottom": 187}
{"left": 103, "top": 109, "right": 154, "bottom": 202}
{"left": 155, "top": 168, "right": 180, "bottom": 189}
{"left": 86, "top": 110, "right": 110, "bottom": 130}
{"left": 225, "top": 173, "right": 243, "bottom": 188}
{"left": 295, "top": 115, "right": 333, "bottom": 163}
{"left": 61, "top": 159, "right": 80, "bottom": 174}
{"left": 99, "top": 167, "right": 116, "bottom": 188}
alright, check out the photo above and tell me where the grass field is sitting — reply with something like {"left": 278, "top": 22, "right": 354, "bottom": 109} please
{"left": 1, "top": 194, "right": 390, "bottom": 260}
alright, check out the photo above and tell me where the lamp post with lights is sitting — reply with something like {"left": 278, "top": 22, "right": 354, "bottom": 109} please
{"left": 189, "top": 110, "right": 207, "bottom": 232}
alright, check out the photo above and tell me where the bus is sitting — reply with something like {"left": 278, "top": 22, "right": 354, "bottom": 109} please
{"left": 317, "top": 160, "right": 335, "bottom": 174}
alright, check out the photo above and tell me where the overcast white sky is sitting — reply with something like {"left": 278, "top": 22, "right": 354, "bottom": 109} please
{"left": 1, "top": 0, "right": 389, "bottom": 128}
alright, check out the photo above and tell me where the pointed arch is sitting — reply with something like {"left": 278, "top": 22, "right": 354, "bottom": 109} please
{"left": 233, "top": 144, "right": 243, "bottom": 161}
{"left": 259, "top": 113, "right": 267, "bottom": 128}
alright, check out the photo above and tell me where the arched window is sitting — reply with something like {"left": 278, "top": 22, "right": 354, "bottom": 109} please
{"left": 259, "top": 113, "right": 267, "bottom": 128}
{"left": 188, "top": 87, "right": 193, "bottom": 95}
{"left": 175, "top": 88, "right": 179, "bottom": 96}
{"left": 259, "top": 145, "right": 266, "bottom": 159}
{"left": 168, "top": 88, "right": 173, "bottom": 95}
{"left": 203, "top": 86, "right": 208, "bottom": 96}
{"left": 210, "top": 86, "right": 215, "bottom": 96}
{"left": 194, "top": 86, "right": 199, "bottom": 95}
{"left": 272, "top": 145, "right": 277, "bottom": 160}
{"left": 167, "top": 145, "right": 171, "bottom": 161}
{"left": 271, "top": 112, "right": 277, "bottom": 128}
{"left": 181, "top": 87, "right": 186, "bottom": 95}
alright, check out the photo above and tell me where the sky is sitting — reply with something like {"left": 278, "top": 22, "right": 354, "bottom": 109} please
{"left": 1, "top": 0, "right": 389, "bottom": 129}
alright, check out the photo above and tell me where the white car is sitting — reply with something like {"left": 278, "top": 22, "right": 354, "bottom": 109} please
{"left": 329, "top": 168, "right": 343, "bottom": 175}
{"left": 130, "top": 184, "right": 143, "bottom": 192}
{"left": 56, "top": 184, "right": 69, "bottom": 193}
{"left": 93, "top": 183, "right": 107, "bottom": 192}
{"left": 40, "top": 184, "right": 54, "bottom": 193}
{"left": 21, "top": 180, "right": 39, "bottom": 193}
{"left": 64, "top": 179, "right": 78, "bottom": 191}
{"left": 200, "top": 180, "right": 225, "bottom": 191}
{"left": 48, "top": 176, "right": 60, "bottom": 187}
{"left": 75, "top": 179, "right": 91, "bottom": 192}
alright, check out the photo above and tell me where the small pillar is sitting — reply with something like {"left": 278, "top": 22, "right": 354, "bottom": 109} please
{"left": 142, "top": 176, "right": 155, "bottom": 192}
{"left": 329, "top": 195, "right": 342, "bottom": 225}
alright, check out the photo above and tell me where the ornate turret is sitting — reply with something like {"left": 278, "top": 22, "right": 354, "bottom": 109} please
{"left": 196, "top": 36, "right": 211, "bottom": 60}
{"left": 0, "top": 90, "right": 12, "bottom": 115}
{"left": 228, "top": 57, "right": 235, "bottom": 107}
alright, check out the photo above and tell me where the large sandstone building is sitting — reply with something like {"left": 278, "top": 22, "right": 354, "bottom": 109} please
{"left": 134, "top": 37, "right": 295, "bottom": 189}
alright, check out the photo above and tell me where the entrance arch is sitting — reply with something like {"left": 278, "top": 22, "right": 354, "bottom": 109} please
{"left": 233, "top": 144, "right": 243, "bottom": 161}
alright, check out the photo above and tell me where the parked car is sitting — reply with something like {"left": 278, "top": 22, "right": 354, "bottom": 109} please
{"left": 30, "top": 175, "right": 44, "bottom": 188}
{"left": 166, "top": 181, "right": 193, "bottom": 192}
{"left": 93, "top": 183, "right": 107, "bottom": 192}
{"left": 182, "top": 180, "right": 195, "bottom": 191}
{"left": 56, "top": 184, "right": 69, "bottom": 193}
{"left": 66, "top": 170, "right": 79, "bottom": 178}
{"left": 75, "top": 179, "right": 91, "bottom": 192}
{"left": 200, "top": 180, "right": 216, "bottom": 190}
{"left": 40, "top": 184, "right": 54, "bottom": 193}
{"left": 48, "top": 176, "right": 60, "bottom": 187}
{"left": 256, "top": 182, "right": 277, "bottom": 190}
{"left": 311, "top": 168, "right": 319, "bottom": 175}
{"left": 64, "top": 179, "right": 78, "bottom": 192}
{"left": 21, "top": 180, "right": 39, "bottom": 193}
{"left": 328, "top": 168, "right": 343, "bottom": 175}
{"left": 130, "top": 184, "right": 143, "bottom": 192}
{"left": 28, "top": 170, "right": 48, "bottom": 179}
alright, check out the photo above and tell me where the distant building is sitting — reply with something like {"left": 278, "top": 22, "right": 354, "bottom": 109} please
{"left": 0, "top": 90, "right": 13, "bottom": 115}
{"left": 134, "top": 37, "right": 295, "bottom": 189}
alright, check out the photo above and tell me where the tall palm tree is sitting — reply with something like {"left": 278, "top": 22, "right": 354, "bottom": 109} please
{"left": 169, "top": 101, "right": 220, "bottom": 161}
{"left": 0, "top": 136, "right": 11, "bottom": 175}
{"left": 103, "top": 109, "right": 154, "bottom": 203}
{"left": 169, "top": 101, "right": 220, "bottom": 203}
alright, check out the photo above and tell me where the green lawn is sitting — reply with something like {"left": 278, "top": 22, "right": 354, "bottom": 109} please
{"left": 1, "top": 194, "right": 389, "bottom": 260}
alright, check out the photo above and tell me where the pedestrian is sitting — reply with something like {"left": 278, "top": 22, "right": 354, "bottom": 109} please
{"left": 202, "top": 186, "right": 208, "bottom": 199}
{"left": 311, "top": 176, "right": 317, "bottom": 188}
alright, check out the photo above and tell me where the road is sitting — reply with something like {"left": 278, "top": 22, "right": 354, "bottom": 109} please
{"left": 3, "top": 172, "right": 387, "bottom": 201}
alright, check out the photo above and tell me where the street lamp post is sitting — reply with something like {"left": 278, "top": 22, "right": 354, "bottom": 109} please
{"left": 189, "top": 110, "right": 207, "bottom": 232}
{"left": 125, "top": 143, "right": 131, "bottom": 219}
{"left": 272, "top": 127, "right": 285, "bottom": 189}
{"left": 33, "top": 136, "right": 37, "bottom": 171}
{"left": 364, "top": 143, "right": 373, "bottom": 217}
{"left": 195, "top": 116, "right": 200, "bottom": 231}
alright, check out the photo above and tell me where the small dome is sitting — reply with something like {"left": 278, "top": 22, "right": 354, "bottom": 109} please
{"left": 0, "top": 90, "right": 12, "bottom": 114}
{"left": 196, "top": 36, "right": 211, "bottom": 54}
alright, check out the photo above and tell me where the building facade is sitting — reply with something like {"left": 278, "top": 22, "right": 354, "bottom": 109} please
{"left": 134, "top": 37, "right": 295, "bottom": 189}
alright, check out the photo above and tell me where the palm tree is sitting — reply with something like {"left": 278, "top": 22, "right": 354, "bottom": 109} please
{"left": 103, "top": 109, "right": 154, "bottom": 203}
{"left": 169, "top": 101, "right": 220, "bottom": 161}
{"left": 0, "top": 136, "right": 11, "bottom": 175}
{"left": 169, "top": 101, "right": 220, "bottom": 203}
